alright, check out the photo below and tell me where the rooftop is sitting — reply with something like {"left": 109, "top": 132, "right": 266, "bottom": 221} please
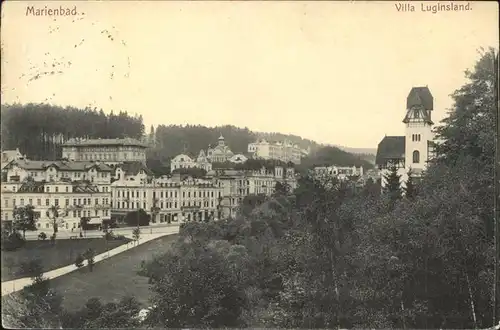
{"left": 375, "top": 136, "right": 406, "bottom": 165}
{"left": 114, "top": 161, "right": 153, "bottom": 176}
{"left": 16, "top": 180, "right": 101, "bottom": 193}
{"left": 62, "top": 138, "right": 148, "bottom": 148}
{"left": 3, "top": 159, "right": 113, "bottom": 172}
{"left": 406, "top": 86, "right": 433, "bottom": 111}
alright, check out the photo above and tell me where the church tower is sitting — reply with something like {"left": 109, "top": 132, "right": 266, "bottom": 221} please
{"left": 403, "top": 86, "right": 434, "bottom": 174}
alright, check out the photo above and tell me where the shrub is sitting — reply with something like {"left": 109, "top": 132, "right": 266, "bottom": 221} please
{"left": 19, "top": 258, "right": 44, "bottom": 279}
{"left": 104, "top": 230, "right": 115, "bottom": 240}
{"left": 83, "top": 248, "right": 95, "bottom": 272}
{"left": 38, "top": 232, "right": 47, "bottom": 240}
{"left": 75, "top": 254, "right": 84, "bottom": 268}
{"left": 1, "top": 231, "right": 26, "bottom": 251}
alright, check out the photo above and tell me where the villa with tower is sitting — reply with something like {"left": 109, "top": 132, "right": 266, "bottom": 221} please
{"left": 375, "top": 86, "right": 437, "bottom": 188}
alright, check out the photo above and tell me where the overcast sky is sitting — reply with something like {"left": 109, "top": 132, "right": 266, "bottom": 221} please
{"left": 1, "top": 1, "right": 498, "bottom": 148}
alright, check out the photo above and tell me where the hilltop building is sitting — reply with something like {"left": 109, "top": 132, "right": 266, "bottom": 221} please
{"left": 207, "top": 135, "right": 234, "bottom": 163}
{"left": 248, "top": 139, "right": 302, "bottom": 164}
{"left": 375, "top": 86, "right": 437, "bottom": 188}
{"left": 62, "top": 138, "right": 148, "bottom": 165}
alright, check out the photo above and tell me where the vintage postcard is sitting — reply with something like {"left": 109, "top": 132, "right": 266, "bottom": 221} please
{"left": 1, "top": 1, "right": 499, "bottom": 328}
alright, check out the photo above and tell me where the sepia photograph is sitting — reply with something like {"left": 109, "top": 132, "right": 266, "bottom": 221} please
{"left": 1, "top": 0, "right": 499, "bottom": 328}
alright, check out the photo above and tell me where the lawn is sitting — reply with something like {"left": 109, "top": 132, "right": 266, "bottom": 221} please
{"left": 49, "top": 234, "right": 179, "bottom": 312}
{"left": 1, "top": 238, "right": 131, "bottom": 282}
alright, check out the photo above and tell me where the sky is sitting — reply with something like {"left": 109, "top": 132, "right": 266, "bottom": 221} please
{"left": 1, "top": 1, "right": 498, "bottom": 149}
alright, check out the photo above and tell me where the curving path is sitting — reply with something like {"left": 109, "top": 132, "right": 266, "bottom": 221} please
{"left": 1, "top": 226, "right": 180, "bottom": 297}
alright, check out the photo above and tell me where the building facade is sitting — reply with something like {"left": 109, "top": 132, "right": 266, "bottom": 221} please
{"left": 110, "top": 176, "right": 223, "bottom": 223}
{"left": 314, "top": 165, "right": 364, "bottom": 181}
{"left": 2, "top": 159, "right": 113, "bottom": 190}
{"left": 61, "top": 138, "right": 148, "bottom": 165}
{"left": 207, "top": 135, "right": 234, "bottom": 163}
{"left": 248, "top": 139, "right": 302, "bottom": 164}
{"left": 1, "top": 180, "right": 111, "bottom": 231}
{"left": 208, "top": 165, "right": 297, "bottom": 218}
{"left": 375, "top": 86, "right": 436, "bottom": 188}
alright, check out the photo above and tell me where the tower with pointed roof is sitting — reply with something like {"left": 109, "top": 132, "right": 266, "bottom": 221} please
{"left": 404, "top": 86, "right": 434, "bottom": 174}
{"left": 218, "top": 134, "right": 225, "bottom": 147}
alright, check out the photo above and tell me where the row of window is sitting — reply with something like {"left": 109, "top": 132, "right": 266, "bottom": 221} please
{"left": 116, "top": 200, "right": 217, "bottom": 209}
{"left": 113, "top": 190, "right": 221, "bottom": 199}
{"left": 29, "top": 171, "right": 109, "bottom": 179}
{"left": 7, "top": 197, "right": 110, "bottom": 208}
{"left": 411, "top": 134, "right": 422, "bottom": 142}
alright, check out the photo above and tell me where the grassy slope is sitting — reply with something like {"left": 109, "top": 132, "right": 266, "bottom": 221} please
{"left": 1, "top": 238, "right": 129, "bottom": 282}
{"left": 49, "top": 234, "right": 178, "bottom": 312}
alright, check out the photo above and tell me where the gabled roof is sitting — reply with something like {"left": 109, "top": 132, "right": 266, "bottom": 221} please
{"left": 17, "top": 181, "right": 45, "bottom": 193}
{"left": 375, "top": 136, "right": 405, "bottom": 165}
{"left": 1, "top": 149, "right": 23, "bottom": 161}
{"left": 62, "top": 138, "right": 148, "bottom": 148}
{"left": 16, "top": 181, "right": 100, "bottom": 193}
{"left": 407, "top": 86, "right": 433, "bottom": 111}
{"left": 5, "top": 159, "right": 113, "bottom": 172}
{"left": 115, "top": 161, "right": 152, "bottom": 176}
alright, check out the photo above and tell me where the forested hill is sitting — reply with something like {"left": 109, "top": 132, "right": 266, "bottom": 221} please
{"left": 151, "top": 124, "right": 322, "bottom": 160}
{"left": 1, "top": 104, "right": 144, "bottom": 160}
{"left": 1, "top": 104, "right": 372, "bottom": 170}
{"left": 300, "top": 146, "right": 374, "bottom": 170}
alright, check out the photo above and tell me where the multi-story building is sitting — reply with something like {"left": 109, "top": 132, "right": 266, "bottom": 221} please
{"left": 110, "top": 175, "right": 223, "bottom": 224}
{"left": 314, "top": 165, "right": 364, "bottom": 181}
{"left": 113, "top": 161, "right": 152, "bottom": 183}
{"left": 375, "top": 86, "right": 438, "bottom": 188}
{"left": 208, "top": 165, "right": 297, "bottom": 217}
{"left": 248, "top": 139, "right": 302, "bottom": 164}
{"left": 61, "top": 138, "right": 148, "bottom": 165}
{"left": 1, "top": 180, "right": 111, "bottom": 231}
{"left": 2, "top": 159, "right": 113, "bottom": 191}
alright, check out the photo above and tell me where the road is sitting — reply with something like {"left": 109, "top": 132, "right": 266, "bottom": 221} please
{"left": 23, "top": 223, "right": 180, "bottom": 241}
{"left": 2, "top": 225, "right": 180, "bottom": 297}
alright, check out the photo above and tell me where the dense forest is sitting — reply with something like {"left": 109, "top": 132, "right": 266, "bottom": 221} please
{"left": 300, "top": 145, "right": 375, "bottom": 170}
{"left": 148, "top": 124, "right": 374, "bottom": 174}
{"left": 1, "top": 104, "right": 144, "bottom": 160}
{"left": 1, "top": 104, "right": 374, "bottom": 173}
{"left": 2, "top": 49, "right": 498, "bottom": 329}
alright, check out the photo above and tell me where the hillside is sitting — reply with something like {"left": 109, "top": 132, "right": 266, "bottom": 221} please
{"left": 300, "top": 145, "right": 374, "bottom": 170}
{"left": 1, "top": 104, "right": 373, "bottom": 173}
{"left": 1, "top": 103, "right": 144, "bottom": 160}
{"left": 148, "top": 124, "right": 373, "bottom": 173}
{"left": 151, "top": 124, "right": 322, "bottom": 160}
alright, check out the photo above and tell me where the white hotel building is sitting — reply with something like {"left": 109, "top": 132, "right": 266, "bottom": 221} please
{"left": 110, "top": 175, "right": 223, "bottom": 223}
{"left": 1, "top": 159, "right": 113, "bottom": 230}
{"left": 1, "top": 180, "right": 111, "bottom": 231}
{"left": 62, "top": 138, "right": 148, "bottom": 165}
{"left": 248, "top": 139, "right": 303, "bottom": 164}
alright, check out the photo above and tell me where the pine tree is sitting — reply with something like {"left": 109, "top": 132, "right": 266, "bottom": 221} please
{"left": 404, "top": 168, "right": 417, "bottom": 199}
{"left": 383, "top": 164, "right": 402, "bottom": 202}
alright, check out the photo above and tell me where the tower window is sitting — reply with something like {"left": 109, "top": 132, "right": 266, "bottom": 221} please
{"left": 412, "top": 150, "right": 420, "bottom": 164}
